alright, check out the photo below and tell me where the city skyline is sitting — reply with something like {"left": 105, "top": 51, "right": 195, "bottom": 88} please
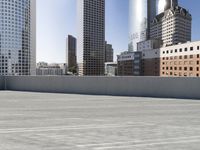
{"left": 37, "top": 0, "right": 200, "bottom": 63}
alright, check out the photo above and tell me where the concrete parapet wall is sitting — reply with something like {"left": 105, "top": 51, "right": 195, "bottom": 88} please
{"left": 4, "top": 76, "right": 200, "bottom": 99}
{"left": 0, "top": 76, "right": 5, "bottom": 90}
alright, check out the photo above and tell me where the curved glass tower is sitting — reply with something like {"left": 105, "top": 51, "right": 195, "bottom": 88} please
{"left": 158, "top": 0, "right": 178, "bottom": 14}
{"left": 129, "top": 0, "right": 157, "bottom": 51}
{"left": 0, "top": 0, "right": 36, "bottom": 75}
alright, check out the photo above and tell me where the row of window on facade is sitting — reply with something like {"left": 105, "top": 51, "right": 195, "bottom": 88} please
{"left": 162, "top": 54, "right": 200, "bottom": 60}
{"left": 163, "top": 46, "right": 200, "bottom": 54}
{"left": 162, "top": 72, "right": 199, "bottom": 77}
{"left": 162, "top": 66, "right": 199, "bottom": 71}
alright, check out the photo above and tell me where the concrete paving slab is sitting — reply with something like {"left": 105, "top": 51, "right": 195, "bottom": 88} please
{"left": 0, "top": 91, "right": 200, "bottom": 149}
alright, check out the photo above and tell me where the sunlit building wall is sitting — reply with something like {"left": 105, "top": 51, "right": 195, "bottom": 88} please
{"left": 158, "top": 0, "right": 178, "bottom": 14}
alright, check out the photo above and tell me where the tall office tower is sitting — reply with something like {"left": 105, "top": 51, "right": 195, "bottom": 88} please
{"left": 105, "top": 41, "right": 114, "bottom": 63}
{"left": 0, "top": 0, "right": 36, "bottom": 75}
{"left": 129, "top": 0, "right": 157, "bottom": 52}
{"left": 66, "top": 35, "right": 77, "bottom": 73}
{"left": 150, "top": 6, "right": 192, "bottom": 46}
{"left": 77, "top": 0, "right": 105, "bottom": 76}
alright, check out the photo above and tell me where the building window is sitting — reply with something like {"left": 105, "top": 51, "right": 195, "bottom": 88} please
{"left": 197, "top": 61, "right": 199, "bottom": 65}
{"left": 184, "top": 73, "right": 187, "bottom": 77}
{"left": 175, "top": 49, "right": 177, "bottom": 53}
{"left": 190, "top": 67, "right": 193, "bottom": 71}
{"left": 184, "top": 55, "right": 187, "bottom": 59}
{"left": 197, "top": 67, "right": 199, "bottom": 71}
{"left": 197, "top": 54, "right": 200, "bottom": 58}
{"left": 190, "top": 55, "right": 193, "bottom": 59}
{"left": 190, "top": 47, "right": 193, "bottom": 51}
{"left": 179, "top": 48, "right": 182, "bottom": 52}
{"left": 197, "top": 46, "right": 199, "bottom": 50}
{"left": 184, "top": 67, "right": 187, "bottom": 71}
{"left": 184, "top": 61, "right": 188, "bottom": 65}
{"left": 179, "top": 67, "right": 182, "bottom": 70}
{"left": 179, "top": 56, "right": 182, "bottom": 59}
{"left": 174, "top": 67, "right": 177, "bottom": 70}
{"left": 197, "top": 74, "right": 199, "bottom": 77}
{"left": 185, "top": 48, "right": 188, "bottom": 52}
{"left": 171, "top": 50, "right": 173, "bottom": 53}
{"left": 167, "top": 51, "right": 169, "bottom": 54}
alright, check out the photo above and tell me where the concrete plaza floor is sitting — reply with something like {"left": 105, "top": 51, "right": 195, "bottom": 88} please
{"left": 0, "top": 91, "right": 200, "bottom": 150}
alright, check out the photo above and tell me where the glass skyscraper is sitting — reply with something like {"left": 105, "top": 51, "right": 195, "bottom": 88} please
{"left": 157, "top": 0, "right": 178, "bottom": 13}
{"left": 0, "top": 0, "right": 36, "bottom": 75}
{"left": 129, "top": 0, "right": 157, "bottom": 52}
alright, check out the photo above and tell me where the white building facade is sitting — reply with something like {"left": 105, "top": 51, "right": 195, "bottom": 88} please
{"left": 150, "top": 6, "right": 192, "bottom": 47}
{"left": 36, "top": 63, "right": 66, "bottom": 76}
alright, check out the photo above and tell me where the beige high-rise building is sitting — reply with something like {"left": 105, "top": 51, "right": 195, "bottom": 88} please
{"left": 141, "top": 41, "right": 200, "bottom": 77}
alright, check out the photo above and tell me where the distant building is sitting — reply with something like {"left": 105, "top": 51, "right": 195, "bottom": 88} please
{"left": 142, "top": 41, "right": 200, "bottom": 77}
{"left": 77, "top": 63, "right": 83, "bottom": 76}
{"left": 150, "top": 6, "right": 192, "bottom": 47}
{"left": 66, "top": 35, "right": 77, "bottom": 74}
{"left": 124, "top": 0, "right": 200, "bottom": 77}
{"left": 59, "top": 63, "right": 68, "bottom": 75}
{"left": 36, "top": 62, "right": 66, "bottom": 76}
{"left": 105, "top": 62, "right": 117, "bottom": 76}
{"left": 137, "top": 39, "right": 162, "bottom": 51}
{"left": 77, "top": 0, "right": 105, "bottom": 76}
{"left": 105, "top": 41, "right": 114, "bottom": 63}
{"left": 117, "top": 51, "right": 142, "bottom": 76}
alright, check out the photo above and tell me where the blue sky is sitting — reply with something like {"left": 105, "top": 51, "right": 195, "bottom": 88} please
{"left": 37, "top": 0, "right": 200, "bottom": 63}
